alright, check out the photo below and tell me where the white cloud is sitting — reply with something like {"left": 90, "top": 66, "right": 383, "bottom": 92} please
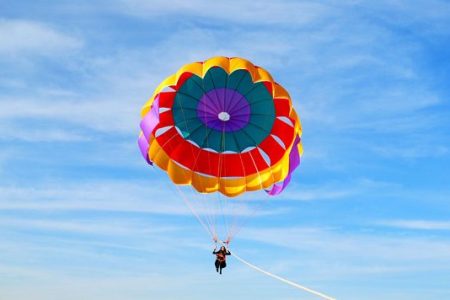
{"left": 0, "top": 120, "right": 90, "bottom": 142}
{"left": 377, "top": 219, "right": 450, "bottom": 231}
{"left": 0, "top": 217, "right": 179, "bottom": 236}
{"left": 0, "top": 19, "right": 82, "bottom": 56}
{"left": 276, "top": 178, "right": 399, "bottom": 201}
{"left": 370, "top": 144, "right": 449, "bottom": 159}
{"left": 239, "top": 225, "right": 450, "bottom": 276}
{"left": 0, "top": 96, "right": 139, "bottom": 135}
{"left": 363, "top": 0, "right": 450, "bottom": 34}
{"left": 0, "top": 270, "right": 262, "bottom": 300}
{"left": 0, "top": 180, "right": 282, "bottom": 218}
{"left": 118, "top": 0, "right": 329, "bottom": 25}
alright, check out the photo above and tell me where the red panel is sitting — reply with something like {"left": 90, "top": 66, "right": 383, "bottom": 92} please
{"left": 219, "top": 154, "right": 245, "bottom": 177}
{"left": 157, "top": 91, "right": 176, "bottom": 108}
{"left": 171, "top": 141, "right": 201, "bottom": 170}
{"left": 273, "top": 98, "right": 291, "bottom": 117}
{"left": 258, "top": 136, "right": 285, "bottom": 166}
{"left": 193, "top": 148, "right": 221, "bottom": 176}
{"left": 154, "top": 128, "right": 179, "bottom": 156}
{"left": 174, "top": 72, "right": 193, "bottom": 90}
{"left": 238, "top": 152, "right": 258, "bottom": 175}
{"left": 158, "top": 110, "right": 174, "bottom": 127}
{"left": 248, "top": 147, "right": 271, "bottom": 170}
{"left": 155, "top": 127, "right": 180, "bottom": 150}
{"left": 270, "top": 118, "right": 295, "bottom": 148}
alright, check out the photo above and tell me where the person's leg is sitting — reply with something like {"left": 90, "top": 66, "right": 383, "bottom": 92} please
{"left": 215, "top": 260, "right": 220, "bottom": 272}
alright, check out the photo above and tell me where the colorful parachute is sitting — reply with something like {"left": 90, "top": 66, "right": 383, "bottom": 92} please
{"left": 138, "top": 56, "right": 302, "bottom": 198}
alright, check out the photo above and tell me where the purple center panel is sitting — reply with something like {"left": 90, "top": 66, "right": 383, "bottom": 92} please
{"left": 197, "top": 88, "right": 250, "bottom": 132}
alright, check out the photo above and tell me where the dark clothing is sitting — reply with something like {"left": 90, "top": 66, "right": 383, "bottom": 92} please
{"left": 213, "top": 249, "right": 231, "bottom": 274}
{"left": 213, "top": 249, "right": 231, "bottom": 261}
{"left": 215, "top": 259, "right": 226, "bottom": 269}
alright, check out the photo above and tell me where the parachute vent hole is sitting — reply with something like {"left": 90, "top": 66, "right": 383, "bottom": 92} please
{"left": 218, "top": 112, "right": 230, "bottom": 122}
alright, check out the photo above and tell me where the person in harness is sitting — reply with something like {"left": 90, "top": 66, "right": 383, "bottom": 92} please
{"left": 213, "top": 245, "right": 231, "bottom": 274}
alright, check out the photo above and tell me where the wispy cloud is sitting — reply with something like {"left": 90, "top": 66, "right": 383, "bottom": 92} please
{"left": 0, "top": 120, "right": 90, "bottom": 142}
{"left": 238, "top": 225, "right": 450, "bottom": 278}
{"left": 0, "top": 19, "right": 82, "bottom": 56}
{"left": 0, "top": 96, "right": 139, "bottom": 135}
{"left": 0, "top": 180, "right": 282, "bottom": 217}
{"left": 377, "top": 219, "right": 450, "bottom": 231}
{"left": 370, "top": 143, "right": 449, "bottom": 159}
{"left": 0, "top": 217, "right": 179, "bottom": 236}
{"left": 277, "top": 178, "right": 393, "bottom": 201}
{"left": 118, "top": 0, "right": 329, "bottom": 25}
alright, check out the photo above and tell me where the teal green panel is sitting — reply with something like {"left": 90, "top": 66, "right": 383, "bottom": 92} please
{"left": 248, "top": 116, "right": 275, "bottom": 140}
{"left": 173, "top": 105, "right": 197, "bottom": 120}
{"left": 173, "top": 106, "right": 198, "bottom": 117}
{"left": 175, "top": 118, "right": 203, "bottom": 138}
{"left": 203, "top": 67, "right": 229, "bottom": 92}
{"left": 234, "top": 71, "right": 255, "bottom": 95}
{"left": 173, "top": 88, "right": 203, "bottom": 138}
{"left": 174, "top": 93, "right": 201, "bottom": 110}
{"left": 227, "top": 70, "right": 250, "bottom": 91}
{"left": 247, "top": 89, "right": 275, "bottom": 141}
{"left": 185, "top": 124, "right": 209, "bottom": 142}
{"left": 203, "top": 130, "right": 223, "bottom": 150}
{"left": 229, "top": 128, "right": 260, "bottom": 149}
{"left": 245, "top": 82, "right": 272, "bottom": 104}
{"left": 177, "top": 75, "right": 204, "bottom": 100}
{"left": 231, "top": 130, "right": 253, "bottom": 148}
{"left": 229, "top": 132, "right": 243, "bottom": 151}
{"left": 211, "top": 67, "right": 229, "bottom": 88}
{"left": 250, "top": 115, "right": 275, "bottom": 129}
{"left": 172, "top": 105, "right": 195, "bottom": 124}
{"left": 241, "top": 123, "right": 270, "bottom": 144}
{"left": 223, "top": 133, "right": 239, "bottom": 152}
{"left": 249, "top": 99, "right": 275, "bottom": 116}
{"left": 173, "top": 107, "right": 197, "bottom": 123}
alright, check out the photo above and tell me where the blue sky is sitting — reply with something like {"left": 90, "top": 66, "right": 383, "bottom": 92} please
{"left": 1, "top": 1, "right": 450, "bottom": 299}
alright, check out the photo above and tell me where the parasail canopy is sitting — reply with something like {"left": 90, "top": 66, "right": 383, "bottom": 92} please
{"left": 138, "top": 56, "right": 302, "bottom": 197}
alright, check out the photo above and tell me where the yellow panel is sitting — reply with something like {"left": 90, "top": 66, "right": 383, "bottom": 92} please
{"left": 298, "top": 143, "right": 304, "bottom": 156}
{"left": 203, "top": 56, "right": 230, "bottom": 75}
{"left": 192, "top": 172, "right": 219, "bottom": 193}
{"left": 229, "top": 57, "right": 257, "bottom": 81}
{"left": 244, "top": 173, "right": 265, "bottom": 190}
{"left": 273, "top": 82, "right": 291, "bottom": 100}
{"left": 167, "top": 160, "right": 192, "bottom": 185}
{"left": 254, "top": 66, "right": 274, "bottom": 83}
{"left": 149, "top": 141, "right": 170, "bottom": 170}
{"left": 176, "top": 61, "right": 203, "bottom": 78}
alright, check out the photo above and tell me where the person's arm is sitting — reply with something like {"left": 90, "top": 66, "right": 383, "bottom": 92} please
{"left": 226, "top": 250, "right": 231, "bottom": 255}
{"left": 213, "top": 248, "right": 218, "bottom": 254}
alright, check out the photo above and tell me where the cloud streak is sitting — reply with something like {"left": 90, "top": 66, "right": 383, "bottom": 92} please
{"left": 377, "top": 219, "right": 450, "bottom": 231}
{"left": 0, "top": 180, "right": 283, "bottom": 217}
{"left": 0, "top": 19, "right": 82, "bottom": 56}
{"left": 118, "top": 0, "right": 330, "bottom": 25}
